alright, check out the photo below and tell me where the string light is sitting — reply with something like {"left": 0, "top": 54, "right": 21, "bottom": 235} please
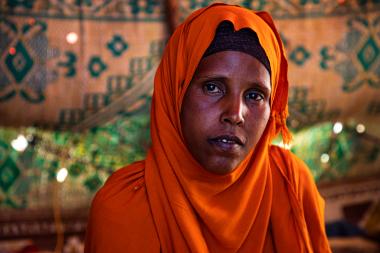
{"left": 28, "top": 18, "right": 35, "bottom": 25}
{"left": 333, "top": 122, "right": 343, "bottom": 134}
{"left": 56, "top": 168, "right": 68, "bottom": 183}
{"left": 66, "top": 32, "right": 78, "bottom": 44}
{"left": 356, "top": 124, "right": 365, "bottom": 134}
{"left": 278, "top": 141, "right": 292, "bottom": 150}
{"left": 9, "top": 47, "right": 16, "bottom": 55}
{"left": 320, "top": 153, "right": 330, "bottom": 163}
{"left": 11, "top": 135, "right": 28, "bottom": 152}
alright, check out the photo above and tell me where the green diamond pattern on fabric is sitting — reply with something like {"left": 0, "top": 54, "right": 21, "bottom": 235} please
{"left": 107, "top": 35, "right": 128, "bottom": 57}
{"left": 357, "top": 37, "right": 379, "bottom": 71}
{"left": 88, "top": 56, "right": 107, "bottom": 78}
{"left": 5, "top": 41, "right": 34, "bottom": 83}
{"left": 290, "top": 46, "right": 311, "bottom": 66}
{"left": 0, "top": 157, "right": 20, "bottom": 192}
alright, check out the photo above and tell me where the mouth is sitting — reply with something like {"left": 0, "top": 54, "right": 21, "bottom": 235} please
{"left": 208, "top": 135, "right": 244, "bottom": 153}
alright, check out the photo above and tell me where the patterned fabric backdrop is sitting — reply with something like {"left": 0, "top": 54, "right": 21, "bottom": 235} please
{"left": 0, "top": 0, "right": 379, "bottom": 211}
{"left": 1, "top": 0, "right": 379, "bottom": 133}
{"left": 178, "top": 0, "right": 380, "bottom": 137}
{"left": 0, "top": 0, "right": 166, "bottom": 130}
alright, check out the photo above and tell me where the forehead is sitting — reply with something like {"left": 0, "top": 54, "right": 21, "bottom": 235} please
{"left": 193, "top": 51, "right": 271, "bottom": 89}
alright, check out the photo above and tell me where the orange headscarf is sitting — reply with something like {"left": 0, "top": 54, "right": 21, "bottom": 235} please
{"left": 145, "top": 3, "right": 329, "bottom": 253}
{"left": 85, "top": 3, "right": 331, "bottom": 253}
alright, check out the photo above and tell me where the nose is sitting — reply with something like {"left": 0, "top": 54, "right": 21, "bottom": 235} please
{"left": 220, "top": 94, "right": 246, "bottom": 126}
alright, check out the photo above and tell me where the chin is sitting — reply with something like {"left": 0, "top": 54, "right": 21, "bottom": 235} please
{"left": 204, "top": 162, "right": 239, "bottom": 175}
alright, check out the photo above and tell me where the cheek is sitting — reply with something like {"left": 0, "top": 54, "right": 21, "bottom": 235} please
{"left": 260, "top": 107, "right": 271, "bottom": 129}
{"left": 247, "top": 107, "right": 271, "bottom": 142}
{"left": 260, "top": 115, "right": 270, "bottom": 137}
{"left": 185, "top": 105, "right": 215, "bottom": 138}
{"left": 183, "top": 95, "right": 217, "bottom": 125}
{"left": 181, "top": 96, "right": 206, "bottom": 140}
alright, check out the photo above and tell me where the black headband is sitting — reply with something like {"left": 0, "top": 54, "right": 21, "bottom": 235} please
{"left": 203, "top": 21, "right": 271, "bottom": 75}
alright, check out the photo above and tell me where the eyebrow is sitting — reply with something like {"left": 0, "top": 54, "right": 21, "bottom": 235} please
{"left": 195, "top": 75, "right": 272, "bottom": 95}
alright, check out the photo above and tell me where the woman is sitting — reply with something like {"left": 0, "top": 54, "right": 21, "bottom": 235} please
{"left": 85, "top": 3, "right": 331, "bottom": 252}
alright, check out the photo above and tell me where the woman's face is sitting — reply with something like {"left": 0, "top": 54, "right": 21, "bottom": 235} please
{"left": 181, "top": 51, "right": 271, "bottom": 174}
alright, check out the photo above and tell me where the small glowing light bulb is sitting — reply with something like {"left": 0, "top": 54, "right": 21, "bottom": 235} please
{"left": 11, "top": 135, "right": 28, "bottom": 152}
{"left": 320, "top": 153, "right": 330, "bottom": 163}
{"left": 279, "top": 141, "right": 292, "bottom": 150}
{"left": 333, "top": 122, "right": 343, "bottom": 134}
{"left": 356, "top": 124, "right": 365, "bottom": 134}
{"left": 66, "top": 32, "right": 78, "bottom": 44}
{"left": 57, "top": 168, "right": 68, "bottom": 183}
{"left": 9, "top": 47, "right": 16, "bottom": 55}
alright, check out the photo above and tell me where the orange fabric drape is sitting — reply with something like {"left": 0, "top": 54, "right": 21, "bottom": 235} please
{"left": 85, "top": 3, "right": 331, "bottom": 253}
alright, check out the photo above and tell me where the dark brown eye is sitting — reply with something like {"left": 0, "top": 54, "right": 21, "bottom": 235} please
{"left": 203, "top": 82, "right": 222, "bottom": 95}
{"left": 245, "top": 90, "right": 264, "bottom": 102}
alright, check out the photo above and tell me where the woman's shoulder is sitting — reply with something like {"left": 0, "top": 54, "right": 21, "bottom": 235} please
{"left": 269, "top": 145, "right": 316, "bottom": 195}
{"left": 90, "top": 159, "right": 148, "bottom": 217}
{"left": 94, "top": 160, "right": 145, "bottom": 202}
{"left": 269, "top": 145, "right": 312, "bottom": 177}
{"left": 269, "top": 146, "right": 330, "bottom": 252}
{"left": 85, "top": 160, "right": 160, "bottom": 252}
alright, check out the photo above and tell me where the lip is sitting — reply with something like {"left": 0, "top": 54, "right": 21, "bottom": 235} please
{"left": 207, "top": 134, "right": 245, "bottom": 154}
